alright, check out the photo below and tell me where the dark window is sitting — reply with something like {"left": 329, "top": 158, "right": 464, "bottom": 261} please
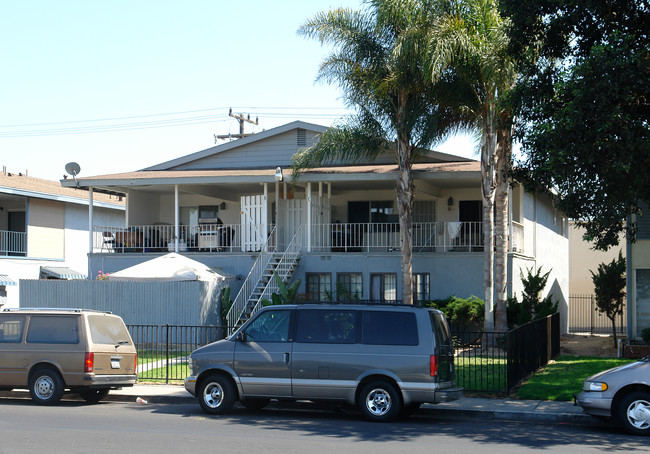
{"left": 26, "top": 316, "right": 79, "bottom": 344}
{"left": 362, "top": 311, "right": 418, "bottom": 346}
{"left": 370, "top": 273, "right": 397, "bottom": 301}
{"left": 337, "top": 273, "right": 363, "bottom": 300}
{"left": 429, "top": 311, "right": 452, "bottom": 346}
{"left": 0, "top": 316, "right": 25, "bottom": 343}
{"left": 245, "top": 310, "right": 291, "bottom": 343}
{"left": 306, "top": 273, "right": 332, "bottom": 300}
{"left": 413, "top": 273, "right": 430, "bottom": 302}
{"left": 296, "top": 310, "right": 357, "bottom": 344}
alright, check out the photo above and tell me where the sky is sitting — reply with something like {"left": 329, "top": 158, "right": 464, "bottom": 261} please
{"left": 0, "top": 0, "right": 478, "bottom": 181}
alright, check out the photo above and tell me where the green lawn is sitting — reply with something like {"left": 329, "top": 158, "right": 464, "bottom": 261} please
{"left": 514, "top": 356, "right": 634, "bottom": 401}
{"left": 456, "top": 356, "right": 507, "bottom": 392}
{"left": 138, "top": 362, "right": 189, "bottom": 383}
{"left": 137, "top": 350, "right": 190, "bottom": 365}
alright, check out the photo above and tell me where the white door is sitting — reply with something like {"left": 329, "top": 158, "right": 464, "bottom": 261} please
{"left": 241, "top": 195, "right": 268, "bottom": 252}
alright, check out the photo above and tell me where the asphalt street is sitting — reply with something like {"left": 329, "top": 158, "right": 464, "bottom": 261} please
{"left": 0, "top": 398, "right": 647, "bottom": 453}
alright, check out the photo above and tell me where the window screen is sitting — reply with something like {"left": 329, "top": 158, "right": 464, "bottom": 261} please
{"left": 362, "top": 311, "right": 418, "bottom": 346}
{"left": 26, "top": 316, "right": 79, "bottom": 344}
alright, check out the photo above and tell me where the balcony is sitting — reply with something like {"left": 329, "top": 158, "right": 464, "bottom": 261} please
{"left": 0, "top": 230, "right": 27, "bottom": 256}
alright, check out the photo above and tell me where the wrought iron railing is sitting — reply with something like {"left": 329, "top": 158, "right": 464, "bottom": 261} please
{"left": 0, "top": 230, "right": 27, "bottom": 256}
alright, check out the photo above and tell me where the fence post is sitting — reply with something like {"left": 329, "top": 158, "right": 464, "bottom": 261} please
{"left": 165, "top": 324, "right": 170, "bottom": 384}
{"left": 590, "top": 295, "right": 595, "bottom": 335}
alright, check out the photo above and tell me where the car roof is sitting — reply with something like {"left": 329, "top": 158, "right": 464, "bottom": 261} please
{"left": 1, "top": 308, "right": 112, "bottom": 315}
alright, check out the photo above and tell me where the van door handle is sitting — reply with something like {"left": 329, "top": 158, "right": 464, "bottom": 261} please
{"left": 284, "top": 353, "right": 290, "bottom": 363}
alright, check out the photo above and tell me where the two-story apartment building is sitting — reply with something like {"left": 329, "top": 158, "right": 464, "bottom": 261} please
{"left": 60, "top": 121, "right": 570, "bottom": 332}
{"left": 0, "top": 170, "right": 125, "bottom": 308}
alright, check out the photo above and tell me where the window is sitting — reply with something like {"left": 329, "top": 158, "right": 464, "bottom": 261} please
{"left": 26, "top": 316, "right": 79, "bottom": 344}
{"left": 245, "top": 310, "right": 291, "bottom": 343}
{"left": 370, "top": 201, "right": 394, "bottom": 223}
{"left": 337, "top": 273, "right": 363, "bottom": 300}
{"left": 0, "top": 316, "right": 25, "bottom": 343}
{"left": 306, "top": 273, "right": 332, "bottom": 300}
{"left": 296, "top": 310, "right": 357, "bottom": 344}
{"left": 362, "top": 311, "right": 418, "bottom": 346}
{"left": 370, "top": 273, "right": 397, "bottom": 302}
{"left": 413, "top": 273, "right": 430, "bottom": 302}
{"left": 88, "top": 315, "right": 132, "bottom": 345}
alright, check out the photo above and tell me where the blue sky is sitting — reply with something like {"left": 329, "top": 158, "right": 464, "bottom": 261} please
{"left": 0, "top": 0, "right": 476, "bottom": 181}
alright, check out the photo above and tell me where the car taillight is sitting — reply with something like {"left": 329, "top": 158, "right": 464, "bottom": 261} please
{"left": 134, "top": 353, "right": 138, "bottom": 371}
{"left": 430, "top": 355, "right": 438, "bottom": 377}
{"left": 85, "top": 352, "right": 94, "bottom": 373}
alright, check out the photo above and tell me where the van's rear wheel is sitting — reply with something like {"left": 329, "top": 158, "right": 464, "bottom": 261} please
{"left": 29, "top": 368, "right": 65, "bottom": 405}
{"left": 80, "top": 389, "right": 110, "bottom": 403}
{"left": 198, "top": 374, "right": 235, "bottom": 415}
{"left": 358, "top": 380, "right": 402, "bottom": 422}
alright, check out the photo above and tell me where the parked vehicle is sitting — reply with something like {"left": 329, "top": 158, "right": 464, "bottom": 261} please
{"left": 185, "top": 302, "right": 462, "bottom": 421}
{"left": 0, "top": 308, "right": 137, "bottom": 405}
{"left": 575, "top": 356, "right": 650, "bottom": 435}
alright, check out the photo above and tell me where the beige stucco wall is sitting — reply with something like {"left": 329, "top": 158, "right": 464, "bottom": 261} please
{"left": 569, "top": 222, "right": 626, "bottom": 295}
{"left": 27, "top": 198, "right": 64, "bottom": 259}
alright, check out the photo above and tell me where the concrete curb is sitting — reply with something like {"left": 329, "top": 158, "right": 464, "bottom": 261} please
{"left": 1, "top": 388, "right": 604, "bottom": 427}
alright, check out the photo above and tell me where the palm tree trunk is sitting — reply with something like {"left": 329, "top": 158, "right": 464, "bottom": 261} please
{"left": 494, "top": 125, "right": 512, "bottom": 332}
{"left": 397, "top": 135, "right": 414, "bottom": 305}
{"left": 482, "top": 101, "right": 497, "bottom": 332}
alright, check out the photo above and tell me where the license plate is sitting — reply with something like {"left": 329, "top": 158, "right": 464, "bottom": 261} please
{"left": 111, "top": 358, "right": 121, "bottom": 369}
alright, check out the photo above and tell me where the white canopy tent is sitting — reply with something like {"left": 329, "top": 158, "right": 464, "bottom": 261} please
{"left": 107, "top": 253, "right": 229, "bottom": 282}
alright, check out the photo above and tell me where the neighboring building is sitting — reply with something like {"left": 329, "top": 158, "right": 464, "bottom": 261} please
{"left": 569, "top": 221, "right": 626, "bottom": 295}
{"left": 60, "top": 121, "right": 570, "bottom": 332}
{"left": 0, "top": 170, "right": 125, "bottom": 308}
{"left": 627, "top": 204, "right": 650, "bottom": 339}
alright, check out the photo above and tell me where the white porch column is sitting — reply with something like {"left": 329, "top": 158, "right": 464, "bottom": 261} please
{"left": 174, "top": 184, "right": 179, "bottom": 252}
{"left": 88, "top": 187, "right": 94, "bottom": 254}
{"left": 327, "top": 182, "right": 331, "bottom": 199}
{"left": 264, "top": 183, "right": 269, "bottom": 252}
{"left": 318, "top": 182, "right": 323, "bottom": 197}
{"left": 307, "top": 182, "right": 312, "bottom": 252}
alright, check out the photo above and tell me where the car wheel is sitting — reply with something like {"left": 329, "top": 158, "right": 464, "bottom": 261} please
{"left": 616, "top": 391, "right": 650, "bottom": 436}
{"left": 240, "top": 398, "right": 270, "bottom": 410}
{"left": 198, "top": 374, "right": 235, "bottom": 415}
{"left": 29, "top": 368, "right": 65, "bottom": 405}
{"left": 80, "top": 389, "right": 110, "bottom": 404}
{"left": 358, "top": 380, "right": 402, "bottom": 422}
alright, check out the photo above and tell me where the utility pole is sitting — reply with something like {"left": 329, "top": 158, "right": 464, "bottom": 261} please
{"left": 215, "top": 108, "right": 259, "bottom": 142}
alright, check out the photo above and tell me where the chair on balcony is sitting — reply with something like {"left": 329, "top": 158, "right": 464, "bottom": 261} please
{"left": 101, "top": 231, "right": 116, "bottom": 252}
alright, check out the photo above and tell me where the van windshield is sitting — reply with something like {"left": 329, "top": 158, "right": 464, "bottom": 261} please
{"left": 88, "top": 315, "right": 132, "bottom": 345}
{"left": 429, "top": 310, "right": 451, "bottom": 346}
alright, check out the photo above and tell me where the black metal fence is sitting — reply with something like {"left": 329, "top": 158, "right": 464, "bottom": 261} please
{"left": 128, "top": 313, "right": 560, "bottom": 392}
{"left": 128, "top": 324, "right": 229, "bottom": 383}
{"left": 569, "top": 294, "right": 626, "bottom": 335}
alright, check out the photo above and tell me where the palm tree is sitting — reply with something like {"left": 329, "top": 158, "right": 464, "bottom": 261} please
{"left": 294, "top": 0, "right": 467, "bottom": 305}
{"left": 427, "top": 0, "right": 516, "bottom": 331}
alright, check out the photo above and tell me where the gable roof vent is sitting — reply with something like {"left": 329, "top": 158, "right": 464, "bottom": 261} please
{"left": 297, "top": 128, "right": 306, "bottom": 147}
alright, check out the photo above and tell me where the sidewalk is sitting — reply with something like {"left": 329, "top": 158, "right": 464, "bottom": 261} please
{"left": 2, "top": 383, "right": 601, "bottom": 426}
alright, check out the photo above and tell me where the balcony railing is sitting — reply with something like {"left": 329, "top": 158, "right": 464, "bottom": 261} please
{"left": 309, "top": 222, "right": 484, "bottom": 253}
{"left": 0, "top": 230, "right": 27, "bottom": 256}
{"left": 92, "top": 221, "right": 516, "bottom": 254}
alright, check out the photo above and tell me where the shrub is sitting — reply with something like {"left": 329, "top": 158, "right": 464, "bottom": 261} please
{"left": 642, "top": 328, "right": 650, "bottom": 345}
{"left": 423, "top": 296, "right": 484, "bottom": 329}
{"left": 508, "top": 266, "right": 559, "bottom": 328}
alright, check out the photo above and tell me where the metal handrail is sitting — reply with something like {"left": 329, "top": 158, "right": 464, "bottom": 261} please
{"left": 0, "top": 230, "right": 27, "bottom": 256}
{"left": 226, "top": 225, "right": 278, "bottom": 333}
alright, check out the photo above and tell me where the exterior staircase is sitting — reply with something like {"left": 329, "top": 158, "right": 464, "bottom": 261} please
{"left": 226, "top": 226, "right": 303, "bottom": 334}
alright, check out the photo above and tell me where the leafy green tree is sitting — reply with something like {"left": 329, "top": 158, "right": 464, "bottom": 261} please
{"left": 503, "top": 0, "right": 650, "bottom": 250}
{"left": 219, "top": 286, "right": 232, "bottom": 327}
{"left": 591, "top": 251, "right": 626, "bottom": 348}
{"left": 294, "top": 0, "right": 467, "bottom": 305}
{"left": 261, "top": 272, "right": 302, "bottom": 306}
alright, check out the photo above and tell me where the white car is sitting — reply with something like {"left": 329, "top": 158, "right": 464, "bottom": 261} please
{"left": 575, "top": 356, "right": 650, "bottom": 435}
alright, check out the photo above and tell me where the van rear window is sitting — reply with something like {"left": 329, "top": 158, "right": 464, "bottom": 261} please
{"left": 429, "top": 310, "right": 452, "bottom": 346}
{"left": 362, "top": 311, "right": 418, "bottom": 346}
{"left": 26, "top": 316, "right": 79, "bottom": 344}
{"left": 0, "top": 316, "right": 25, "bottom": 343}
{"left": 296, "top": 310, "right": 357, "bottom": 344}
{"left": 88, "top": 315, "right": 132, "bottom": 345}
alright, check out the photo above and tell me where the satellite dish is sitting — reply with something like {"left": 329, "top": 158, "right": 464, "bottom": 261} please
{"left": 65, "top": 162, "right": 81, "bottom": 176}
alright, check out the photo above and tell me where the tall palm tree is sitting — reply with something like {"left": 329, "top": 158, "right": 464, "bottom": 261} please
{"left": 427, "top": 0, "right": 516, "bottom": 331}
{"left": 294, "top": 0, "right": 467, "bottom": 305}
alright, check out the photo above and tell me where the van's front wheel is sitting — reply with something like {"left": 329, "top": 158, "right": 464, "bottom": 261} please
{"left": 358, "top": 381, "right": 402, "bottom": 422}
{"left": 198, "top": 374, "right": 235, "bottom": 415}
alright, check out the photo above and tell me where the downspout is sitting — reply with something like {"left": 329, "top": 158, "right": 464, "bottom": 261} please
{"left": 174, "top": 185, "right": 179, "bottom": 253}
{"left": 307, "top": 182, "right": 312, "bottom": 253}
{"left": 88, "top": 186, "right": 94, "bottom": 255}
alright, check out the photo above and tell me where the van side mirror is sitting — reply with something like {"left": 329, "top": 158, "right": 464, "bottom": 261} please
{"left": 235, "top": 331, "right": 246, "bottom": 342}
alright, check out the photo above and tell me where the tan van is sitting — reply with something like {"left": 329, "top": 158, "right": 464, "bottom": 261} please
{"left": 0, "top": 308, "right": 137, "bottom": 405}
